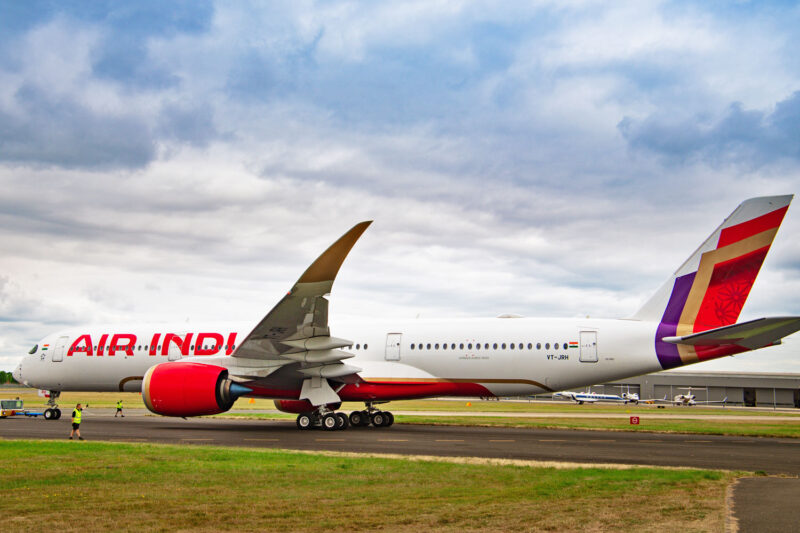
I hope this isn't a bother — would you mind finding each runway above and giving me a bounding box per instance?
[2,412,799,475]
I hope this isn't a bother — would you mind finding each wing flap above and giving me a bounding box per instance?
[662,316,800,349]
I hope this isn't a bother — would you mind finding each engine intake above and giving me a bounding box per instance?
[143,362,250,417]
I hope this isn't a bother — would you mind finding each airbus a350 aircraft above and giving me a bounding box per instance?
[12,196,800,431]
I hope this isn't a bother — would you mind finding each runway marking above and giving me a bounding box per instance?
[377,439,409,442]
[316,438,345,442]
[181,438,213,441]
[638,439,663,443]
[243,438,279,442]
[489,439,515,442]
[435,439,465,442]
[539,439,566,442]
[590,439,616,443]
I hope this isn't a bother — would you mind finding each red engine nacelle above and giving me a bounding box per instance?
[143,362,248,417]
[273,399,341,414]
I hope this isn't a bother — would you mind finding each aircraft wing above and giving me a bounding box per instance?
[661,316,800,350]
[232,221,371,372]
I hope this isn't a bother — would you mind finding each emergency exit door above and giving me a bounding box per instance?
[579,331,598,363]
[385,333,402,361]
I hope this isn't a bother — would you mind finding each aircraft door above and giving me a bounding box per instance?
[579,331,598,363]
[168,334,186,361]
[385,333,402,361]
[52,336,69,362]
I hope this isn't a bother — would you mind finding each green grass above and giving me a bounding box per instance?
[0,440,734,532]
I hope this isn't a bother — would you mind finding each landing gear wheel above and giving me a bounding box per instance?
[54,408,62,420]
[336,412,349,430]
[370,411,386,427]
[44,408,54,420]
[349,411,364,426]
[322,413,338,431]
[296,413,313,430]
[384,411,394,427]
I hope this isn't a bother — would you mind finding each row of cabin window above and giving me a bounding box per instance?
[409,342,569,351]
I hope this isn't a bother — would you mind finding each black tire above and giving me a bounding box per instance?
[296,413,313,430]
[322,413,338,431]
[359,410,371,426]
[44,409,54,420]
[54,409,62,419]
[385,411,394,427]
[370,411,385,427]
[336,413,349,430]
[349,411,363,426]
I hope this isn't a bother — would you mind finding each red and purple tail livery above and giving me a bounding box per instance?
[633,196,793,369]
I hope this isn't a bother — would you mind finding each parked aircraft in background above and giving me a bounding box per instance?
[553,391,639,404]
[12,196,800,430]
[663,387,728,406]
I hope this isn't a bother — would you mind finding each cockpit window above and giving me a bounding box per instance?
[28,344,38,354]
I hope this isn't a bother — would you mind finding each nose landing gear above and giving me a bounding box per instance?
[43,390,62,420]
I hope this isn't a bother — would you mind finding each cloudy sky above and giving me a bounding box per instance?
[1,1,799,374]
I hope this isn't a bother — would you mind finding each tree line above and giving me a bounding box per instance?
[0,371,18,384]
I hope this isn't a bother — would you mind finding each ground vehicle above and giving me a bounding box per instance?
[0,398,54,418]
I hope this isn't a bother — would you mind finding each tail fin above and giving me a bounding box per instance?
[633,195,793,369]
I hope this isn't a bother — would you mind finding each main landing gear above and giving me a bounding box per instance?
[43,390,62,420]
[295,402,394,431]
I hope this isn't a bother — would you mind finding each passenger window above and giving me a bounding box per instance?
[468,343,473,349]
[364,344,368,349]
[442,344,447,350]
[435,344,439,349]
[536,343,541,349]
[475,344,480,350]
[459,343,464,349]
[555,343,559,350]
[493,343,498,349]
[410,344,415,350]
[528,343,532,349]
[484,343,489,349]
[356,344,360,350]
[545,343,550,350]
[510,343,515,349]
[501,343,506,349]
[426,343,431,349]
[451,343,455,350]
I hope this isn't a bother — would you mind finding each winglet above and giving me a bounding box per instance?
[297,221,372,284]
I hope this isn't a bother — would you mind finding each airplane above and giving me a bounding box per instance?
[664,387,728,406]
[553,391,625,404]
[12,195,800,431]
[553,390,639,404]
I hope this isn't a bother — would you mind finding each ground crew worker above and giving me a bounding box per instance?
[69,403,84,440]
[115,399,124,417]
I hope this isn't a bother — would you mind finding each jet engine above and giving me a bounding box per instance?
[274,399,341,413]
[143,362,251,417]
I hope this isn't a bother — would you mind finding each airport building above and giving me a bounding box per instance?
[590,372,800,408]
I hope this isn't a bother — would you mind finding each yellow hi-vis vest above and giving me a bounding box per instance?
[73,409,82,424]
[117,401,122,409]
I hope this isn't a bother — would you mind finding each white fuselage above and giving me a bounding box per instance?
[14,316,662,398]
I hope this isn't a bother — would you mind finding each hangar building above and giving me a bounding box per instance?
[591,372,800,408]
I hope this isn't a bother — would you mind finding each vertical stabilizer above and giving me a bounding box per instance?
[632,195,792,369]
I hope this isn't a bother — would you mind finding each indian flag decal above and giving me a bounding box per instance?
[42,344,49,351]
[568,341,578,349]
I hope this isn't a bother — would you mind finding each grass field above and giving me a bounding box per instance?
[0,440,734,532]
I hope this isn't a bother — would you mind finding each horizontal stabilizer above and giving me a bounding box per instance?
[662,316,800,350]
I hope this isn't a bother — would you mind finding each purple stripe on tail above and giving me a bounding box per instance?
[655,272,695,369]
